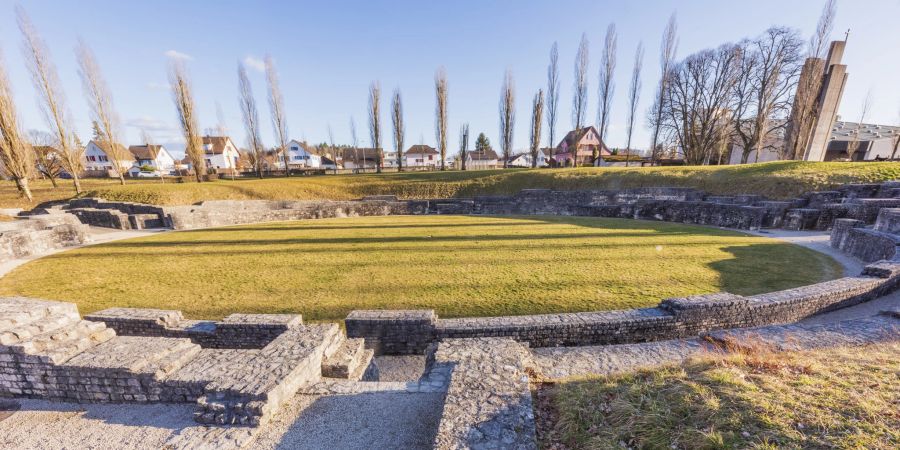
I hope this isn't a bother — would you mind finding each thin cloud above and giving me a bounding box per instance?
[243,55,265,72]
[164,49,193,60]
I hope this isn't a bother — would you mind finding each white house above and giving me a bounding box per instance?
[85,140,134,174]
[342,148,379,170]
[201,136,241,171]
[506,150,551,168]
[283,140,322,169]
[127,144,176,176]
[464,149,500,169]
[405,144,439,168]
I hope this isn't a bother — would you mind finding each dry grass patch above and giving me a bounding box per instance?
[540,342,900,449]
[3,161,900,209]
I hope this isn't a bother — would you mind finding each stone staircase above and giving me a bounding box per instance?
[1,297,378,429]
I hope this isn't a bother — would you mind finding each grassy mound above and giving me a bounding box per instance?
[540,342,900,449]
[2,161,900,208]
[0,215,839,320]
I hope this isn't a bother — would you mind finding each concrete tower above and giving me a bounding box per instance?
[783,40,849,161]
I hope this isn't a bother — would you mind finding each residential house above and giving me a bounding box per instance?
[341,148,380,170]
[127,144,176,176]
[405,144,439,168]
[505,149,551,168]
[554,126,610,166]
[201,136,241,171]
[282,140,322,169]
[85,140,134,174]
[464,148,500,169]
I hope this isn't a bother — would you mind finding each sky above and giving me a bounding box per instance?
[0,0,898,157]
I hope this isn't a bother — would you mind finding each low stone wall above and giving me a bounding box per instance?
[346,260,900,355]
[831,209,900,262]
[84,308,303,349]
[0,214,89,263]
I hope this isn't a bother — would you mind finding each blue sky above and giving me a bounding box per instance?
[1,0,898,156]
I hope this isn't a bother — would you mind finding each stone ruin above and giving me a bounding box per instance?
[0,213,88,265]
[5,180,900,447]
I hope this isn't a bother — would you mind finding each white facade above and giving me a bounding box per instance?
[84,141,134,173]
[506,152,550,168]
[405,151,439,168]
[202,137,240,170]
[128,145,177,176]
[284,140,322,168]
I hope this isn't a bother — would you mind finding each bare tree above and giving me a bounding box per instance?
[546,42,560,166]
[809,0,838,59]
[391,88,404,171]
[29,130,62,187]
[237,62,264,178]
[327,125,337,174]
[650,13,678,163]
[596,23,617,164]
[265,55,290,176]
[625,42,644,167]
[17,7,84,193]
[846,91,871,161]
[732,27,803,164]
[76,40,126,184]
[499,70,515,168]
[170,61,206,182]
[664,44,741,165]
[530,90,544,168]
[892,107,900,160]
[572,33,589,134]
[350,116,363,172]
[459,123,469,171]
[0,48,34,201]
[435,68,449,171]
[368,81,382,173]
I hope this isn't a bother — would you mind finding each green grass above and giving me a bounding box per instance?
[540,342,900,449]
[3,161,900,208]
[0,215,840,320]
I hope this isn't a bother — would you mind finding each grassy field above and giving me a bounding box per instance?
[540,342,900,449]
[3,161,900,209]
[0,215,840,320]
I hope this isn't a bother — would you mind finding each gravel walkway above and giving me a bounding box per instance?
[372,355,427,381]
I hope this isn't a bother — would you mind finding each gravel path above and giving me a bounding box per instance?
[252,392,444,449]
[372,355,427,381]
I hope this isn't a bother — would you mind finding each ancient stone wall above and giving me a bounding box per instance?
[83,308,303,349]
[0,214,89,263]
[346,260,900,355]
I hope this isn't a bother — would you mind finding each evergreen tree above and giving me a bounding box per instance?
[475,132,491,152]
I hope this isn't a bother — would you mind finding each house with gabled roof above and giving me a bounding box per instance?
[464,148,500,169]
[84,140,134,174]
[127,144,176,176]
[201,136,240,170]
[554,125,610,166]
[283,139,322,169]
[405,144,439,168]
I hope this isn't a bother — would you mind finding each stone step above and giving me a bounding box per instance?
[0,297,80,333]
[0,312,82,346]
[64,335,202,379]
[322,338,372,380]
[11,320,116,364]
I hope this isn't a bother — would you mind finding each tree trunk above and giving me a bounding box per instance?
[117,172,125,185]
[14,177,33,202]
[72,173,83,194]
[48,175,58,188]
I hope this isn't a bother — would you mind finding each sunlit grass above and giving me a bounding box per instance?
[541,342,900,449]
[3,161,900,209]
[0,215,840,320]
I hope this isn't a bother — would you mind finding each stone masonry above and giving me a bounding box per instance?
[0,213,89,263]
[0,297,373,428]
[346,260,900,354]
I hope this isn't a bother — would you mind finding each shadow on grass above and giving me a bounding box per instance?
[710,243,842,296]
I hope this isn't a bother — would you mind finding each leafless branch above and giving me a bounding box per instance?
[572,33,589,132]
[237,62,264,178]
[546,42,560,164]
[530,89,544,168]
[76,39,126,184]
[170,60,206,181]
[391,88,404,171]
[368,81,382,173]
[434,67,448,171]
[625,41,644,166]
[265,55,290,176]
[499,70,515,168]
[596,23,617,164]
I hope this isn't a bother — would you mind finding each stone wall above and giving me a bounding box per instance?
[84,308,303,349]
[346,260,900,355]
[0,214,89,263]
[831,209,900,262]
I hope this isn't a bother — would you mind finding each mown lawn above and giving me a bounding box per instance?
[540,342,900,449]
[3,161,900,209]
[0,215,840,320]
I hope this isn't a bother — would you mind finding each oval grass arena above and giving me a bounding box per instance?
[0,215,842,320]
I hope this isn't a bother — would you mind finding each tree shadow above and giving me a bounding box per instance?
[709,243,842,296]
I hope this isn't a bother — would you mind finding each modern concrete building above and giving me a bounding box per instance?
[783,40,849,161]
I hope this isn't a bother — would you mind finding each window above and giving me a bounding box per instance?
[428,155,433,160]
